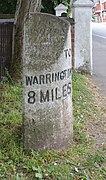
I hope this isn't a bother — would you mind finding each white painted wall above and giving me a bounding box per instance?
[55,10,67,16]
[72,0,94,74]
[55,4,68,16]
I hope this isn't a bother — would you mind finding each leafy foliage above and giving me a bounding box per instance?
[53,0,70,6]
[41,0,55,14]
[0,0,17,14]
[0,0,70,15]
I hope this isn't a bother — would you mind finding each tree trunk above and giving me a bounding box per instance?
[11,0,41,80]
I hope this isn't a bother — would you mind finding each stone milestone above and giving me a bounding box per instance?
[23,13,73,151]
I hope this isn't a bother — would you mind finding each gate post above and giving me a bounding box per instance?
[71,0,94,74]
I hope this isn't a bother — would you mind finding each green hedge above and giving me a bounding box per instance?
[0,0,17,14]
[0,0,70,15]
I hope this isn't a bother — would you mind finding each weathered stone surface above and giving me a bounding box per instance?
[11,0,41,80]
[23,13,73,151]
[71,0,94,7]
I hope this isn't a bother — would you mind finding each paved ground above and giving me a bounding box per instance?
[89,23,106,150]
[92,23,106,95]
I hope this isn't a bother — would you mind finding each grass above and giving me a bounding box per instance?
[0,14,14,19]
[0,72,106,179]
